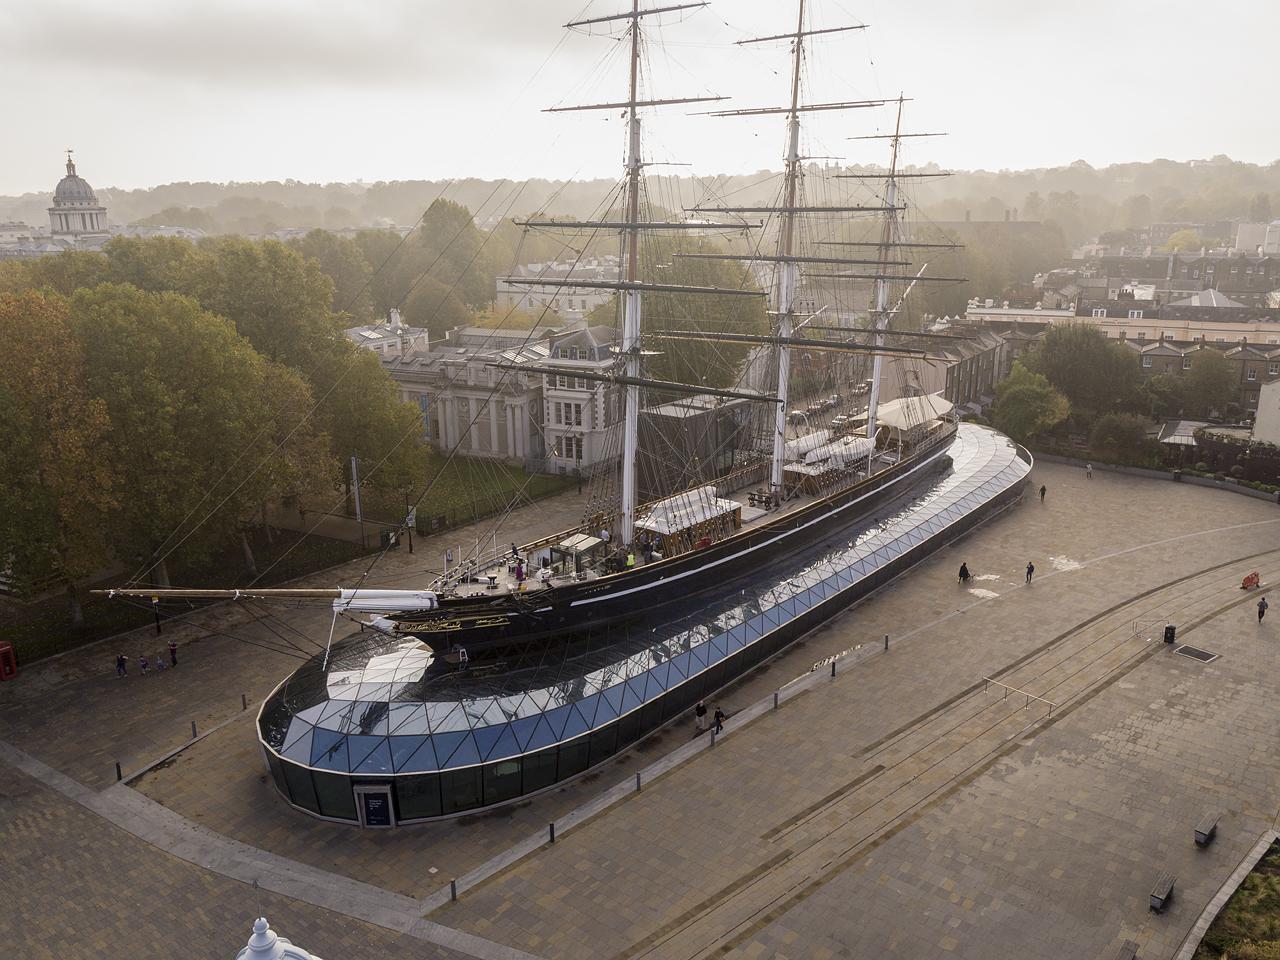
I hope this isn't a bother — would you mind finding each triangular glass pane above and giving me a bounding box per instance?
[471,723,507,760]
[391,735,429,772]
[281,728,313,763]
[428,730,467,767]
[310,729,349,771]
[387,703,429,735]
[351,738,393,774]
[619,681,643,714]
[509,715,541,750]
[443,733,482,768]
[524,715,559,751]
[574,694,600,728]
[542,704,573,739]
[486,724,522,761]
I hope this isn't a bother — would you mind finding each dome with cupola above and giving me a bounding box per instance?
[48,151,108,237]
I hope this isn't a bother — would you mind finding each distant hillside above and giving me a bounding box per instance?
[2,156,1276,245]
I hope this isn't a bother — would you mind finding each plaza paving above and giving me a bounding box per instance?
[5,464,1280,958]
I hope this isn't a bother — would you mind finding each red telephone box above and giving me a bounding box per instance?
[0,641,17,681]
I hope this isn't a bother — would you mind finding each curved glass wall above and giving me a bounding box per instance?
[258,425,1032,823]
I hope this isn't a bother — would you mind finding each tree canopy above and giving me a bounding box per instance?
[1182,347,1237,417]
[991,361,1070,443]
[1021,324,1140,420]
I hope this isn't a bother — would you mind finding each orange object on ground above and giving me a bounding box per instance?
[1242,571,1261,590]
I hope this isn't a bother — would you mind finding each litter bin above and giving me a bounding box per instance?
[1172,469,1182,482]
[0,641,17,680]
[1164,624,1177,644]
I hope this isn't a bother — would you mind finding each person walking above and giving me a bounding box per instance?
[1025,562,1035,584]
[115,654,128,678]
[713,706,726,735]
[1039,484,1047,502]
[694,700,708,734]
[958,562,971,584]
[139,653,149,675]
[168,640,178,668]
[1259,597,1269,623]
[1086,462,1093,479]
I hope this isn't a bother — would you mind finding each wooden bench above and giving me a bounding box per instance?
[1113,940,1139,960]
[1195,813,1220,847]
[1150,872,1175,912]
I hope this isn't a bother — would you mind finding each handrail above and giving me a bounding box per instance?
[983,676,1056,715]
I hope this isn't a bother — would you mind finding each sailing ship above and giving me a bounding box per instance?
[101,1,972,664]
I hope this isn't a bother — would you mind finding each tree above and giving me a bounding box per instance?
[70,284,332,585]
[0,292,117,622]
[1089,413,1153,465]
[1250,192,1273,223]
[104,235,206,292]
[1120,194,1153,229]
[288,229,376,320]
[1021,323,1141,421]
[0,251,110,298]
[401,276,473,339]
[1183,347,1237,417]
[1164,229,1207,253]
[1141,373,1185,418]
[991,362,1070,443]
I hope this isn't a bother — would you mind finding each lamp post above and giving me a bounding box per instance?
[403,490,415,555]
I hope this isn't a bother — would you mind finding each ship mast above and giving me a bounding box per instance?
[620,0,644,545]
[865,98,905,444]
[770,0,807,498]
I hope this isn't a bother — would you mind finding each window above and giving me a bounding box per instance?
[1270,363,1279,376]
[1128,309,1144,320]
[553,402,562,425]
[1183,357,1193,370]
[572,403,583,427]
[1142,356,1153,368]
[1248,368,1258,381]
[1216,337,1226,343]
[1091,308,1106,318]
[1270,338,1279,345]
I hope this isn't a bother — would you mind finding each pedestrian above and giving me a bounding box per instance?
[695,700,707,734]
[115,654,128,678]
[958,562,971,584]
[515,558,524,582]
[510,542,519,560]
[713,706,726,735]
[154,652,166,672]
[139,653,149,675]
[626,552,636,569]
[168,640,178,668]
[1260,597,1269,623]
[1025,562,1035,584]
[1086,462,1093,479]
[600,527,611,544]
[1039,484,1047,502]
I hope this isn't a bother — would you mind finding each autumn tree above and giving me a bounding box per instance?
[287,229,376,320]
[0,291,117,622]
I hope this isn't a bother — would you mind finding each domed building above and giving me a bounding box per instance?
[48,151,108,238]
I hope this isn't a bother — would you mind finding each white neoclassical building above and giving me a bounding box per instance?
[235,917,321,960]
[48,152,108,238]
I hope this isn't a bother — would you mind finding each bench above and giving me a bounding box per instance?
[1195,813,1219,847]
[1150,871,1176,912]
[1113,940,1139,960]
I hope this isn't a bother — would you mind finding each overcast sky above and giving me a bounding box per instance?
[3,0,1276,196]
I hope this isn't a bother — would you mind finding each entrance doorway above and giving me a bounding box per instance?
[354,784,395,828]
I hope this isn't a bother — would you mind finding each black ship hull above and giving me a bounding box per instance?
[392,429,956,655]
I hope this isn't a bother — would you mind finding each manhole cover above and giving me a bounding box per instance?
[1174,645,1219,663]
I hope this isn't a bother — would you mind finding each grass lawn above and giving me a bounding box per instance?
[359,457,577,530]
[1195,841,1280,959]
[0,529,365,665]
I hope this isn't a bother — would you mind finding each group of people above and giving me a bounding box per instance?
[115,641,178,677]
[694,700,726,736]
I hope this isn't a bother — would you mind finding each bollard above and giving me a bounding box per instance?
[884,634,889,651]
[450,879,457,902]
[635,771,642,793]
[710,729,717,748]
[773,691,779,710]
[242,693,248,711]
[830,660,836,678]
[549,822,556,844]
[115,761,122,782]
[190,720,198,739]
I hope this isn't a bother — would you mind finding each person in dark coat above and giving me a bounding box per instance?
[1039,484,1047,502]
[1025,562,1035,583]
[1260,597,1269,623]
[958,563,971,584]
[713,706,726,734]
[168,640,178,668]
[115,654,128,678]
[694,700,707,733]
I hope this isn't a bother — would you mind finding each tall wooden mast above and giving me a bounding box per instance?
[865,97,905,443]
[620,0,644,545]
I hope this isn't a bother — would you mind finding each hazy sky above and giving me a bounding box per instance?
[3,0,1276,195]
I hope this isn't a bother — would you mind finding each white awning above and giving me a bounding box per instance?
[874,393,953,431]
[784,429,831,460]
[637,485,741,536]
[803,436,875,466]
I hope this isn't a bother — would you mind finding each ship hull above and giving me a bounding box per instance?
[394,428,957,655]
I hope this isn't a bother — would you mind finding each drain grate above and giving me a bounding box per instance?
[1174,645,1219,663]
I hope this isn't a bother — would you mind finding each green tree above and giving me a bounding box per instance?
[1140,373,1185,418]
[0,292,117,622]
[1183,347,1237,416]
[401,276,473,339]
[1089,413,1154,465]
[70,284,331,584]
[1022,324,1140,421]
[0,251,110,298]
[287,229,376,320]
[1250,192,1273,222]
[104,236,207,292]
[991,362,1070,443]
[1120,194,1153,228]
